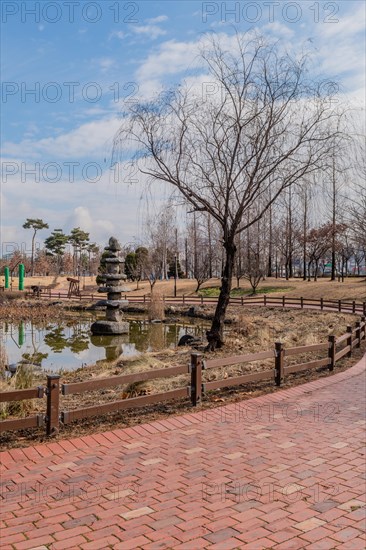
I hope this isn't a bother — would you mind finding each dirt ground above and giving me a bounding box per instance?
[2,274,366,301]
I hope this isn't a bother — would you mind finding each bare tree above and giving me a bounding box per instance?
[187,212,214,291]
[305,223,333,281]
[116,31,343,349]
[346,136,366,251]
[144,205,177,290]
[242,218,267,294]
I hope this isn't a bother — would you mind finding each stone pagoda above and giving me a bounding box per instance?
[91,237,129,335]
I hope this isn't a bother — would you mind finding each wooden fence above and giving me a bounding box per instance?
[1,317,365,437]
[23,290,366,315]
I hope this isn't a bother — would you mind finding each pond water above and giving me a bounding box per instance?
[0,315,208,373]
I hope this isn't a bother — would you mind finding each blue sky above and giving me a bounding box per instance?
[1,0,365,255]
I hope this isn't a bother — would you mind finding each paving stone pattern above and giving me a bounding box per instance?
[1,355,365,549]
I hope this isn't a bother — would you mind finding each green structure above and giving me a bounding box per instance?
[4,266,10,289]
[19,263,25,290]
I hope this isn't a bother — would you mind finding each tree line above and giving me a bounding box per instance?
[1,220,100,278]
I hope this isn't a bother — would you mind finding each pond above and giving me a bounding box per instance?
[0,315,208,373]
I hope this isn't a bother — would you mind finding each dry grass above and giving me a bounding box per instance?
[0,363,34,419]
[148,290,165,321]
[56,308,362,409]
[124,276,366,301]
[0,345,7,375]
[0,301,66,323]
[1,275,365,301]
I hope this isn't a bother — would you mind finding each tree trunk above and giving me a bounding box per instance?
[207,215,213,278]
[267,202,272,278]
[31,231,36,277]
[206,240,236,351]
[195,280,203,292]
[308,261,312,281]
[303,191,307,281]
[331,155,336,281]
[185,238,188,278]
[250,281,257,294]
[288,187,293,278]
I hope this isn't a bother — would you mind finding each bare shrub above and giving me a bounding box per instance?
[148,290,165,321]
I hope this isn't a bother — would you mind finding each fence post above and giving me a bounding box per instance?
[190,353,202,406]
[355,321,361,348]
[363,302,366,316]
[201,296,203,305]
[300,297,303,309]
[241,296,244,306]
[143,294,146,303]
[282,296,285,308]
[362,316,366,341]
[346,326,352,357]
[328,335,336,371]
[338,300,342,312]
[264,295,267,306]
[46,375,60,436]
[183,294,185,304]
[352,301,356,314]
[320,298,323,310]
[275,342,284,386]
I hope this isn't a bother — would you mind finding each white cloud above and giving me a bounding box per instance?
[262,21,295,39]
[147,15,168,24]
[136,39,200,82]
[92,57,116,72]
[65,206,115,240]
[132,25,167,39]
[2,117,121,159]
[0,160,155,249]
[109,30,128,40]
[309,3,365,96]
[321,3,365,38]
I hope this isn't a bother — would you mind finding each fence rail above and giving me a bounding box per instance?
[1,315,365,437]
[0,386,44,402]
[61,387,190,425]
[62,364,189,396]
[23,290,366,314]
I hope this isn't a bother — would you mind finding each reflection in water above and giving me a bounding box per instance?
[90,333,128,362]
[0,316,207,372]
[44,325,90,354]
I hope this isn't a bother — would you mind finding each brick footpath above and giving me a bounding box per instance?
[1,355,365,550]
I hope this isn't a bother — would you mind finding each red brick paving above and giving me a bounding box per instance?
[1,355,365,549]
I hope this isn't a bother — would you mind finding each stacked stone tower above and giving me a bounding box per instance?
[90,237,129,335]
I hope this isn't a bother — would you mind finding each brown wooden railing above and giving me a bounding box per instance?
[1,317,365,437]
[24,290,366,315]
